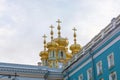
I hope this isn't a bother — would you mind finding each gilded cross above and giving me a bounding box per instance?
[50,25,54,30]
[72,27,77,32]
[56,19,61,24]
[43,34,47,51]
[72,27,77,44]
[43,34,47,39]
[50,25,54,40]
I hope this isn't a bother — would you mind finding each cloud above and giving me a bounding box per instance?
[0,0,7,17]
[0,27,15,36]
[63,0,120,45]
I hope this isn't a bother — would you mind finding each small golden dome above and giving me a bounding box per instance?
[70,44,82,54]
[54,37,69,47]
[40,34,48,59]
[70,27,82,55]
[39,51,48,59]
[47,41,58,48]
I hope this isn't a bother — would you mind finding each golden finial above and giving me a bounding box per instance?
[70,27,81,55]
[50,25,54,41]
[56,19,61,37]
[72,27,77,44]
[43,34,47,51]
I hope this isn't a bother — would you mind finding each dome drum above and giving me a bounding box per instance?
[47,48,57,51]
[48,58,56,61]
[41,56,48,60]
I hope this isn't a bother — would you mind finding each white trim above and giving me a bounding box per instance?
[93,35,120,58]
[69,35,120,77]
[69,58,92,76]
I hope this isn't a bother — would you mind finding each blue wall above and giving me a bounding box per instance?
[65,32,120,80]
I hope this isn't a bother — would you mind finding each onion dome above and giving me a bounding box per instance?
[47,25,58,49]
[53,19,69,47]
[70,27,82,55]
[47,41,58,49]
[39,34,48,60]
[70,44,81,54]
[54,37,68,47]
[40,51,48,60]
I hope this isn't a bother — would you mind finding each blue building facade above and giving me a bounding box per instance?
[63,15,120,80]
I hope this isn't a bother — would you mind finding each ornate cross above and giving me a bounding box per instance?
[72,27,77,32]
[50,25,54,30]
[56,19,61,24]
[42,34,47,50]
[72,27,77,44]
[49,25,54,40]
[43,34,47,39]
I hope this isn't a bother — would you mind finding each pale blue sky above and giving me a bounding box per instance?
[0,0,120,65]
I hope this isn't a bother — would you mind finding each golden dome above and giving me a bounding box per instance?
[54,37,68,47]
[70,44,82,54]
[47,41,58,48]
[70,27,82,55]
[40,34,48,59]
[39,51,48,59]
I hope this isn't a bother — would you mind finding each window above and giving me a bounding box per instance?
[58,50,64,59]
[87,68,93,80]
[61,51,64,58]
[109,72,117,80]
[49,51,52,58]
[79,74,83,80]
[49,51,56,58]
[107,53,114,69]
[99,78,104,80]
[96,61,103,75]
